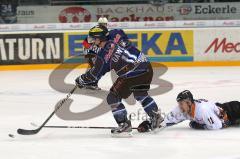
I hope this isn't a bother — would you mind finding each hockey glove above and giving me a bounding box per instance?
[137,120,152,133]
[189,121,205,130]
[75,76,85,88]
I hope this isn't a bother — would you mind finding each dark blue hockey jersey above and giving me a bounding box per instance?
[81,41,149,84]
[109,29,142,58]
[109,29,130,48]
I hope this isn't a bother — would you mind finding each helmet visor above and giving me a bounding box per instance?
[87,35,96,44]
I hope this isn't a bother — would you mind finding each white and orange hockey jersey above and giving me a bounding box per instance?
[164,99,226,130]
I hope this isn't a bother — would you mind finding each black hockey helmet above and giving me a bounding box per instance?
[88,25,109,41]
[176,90,194,103]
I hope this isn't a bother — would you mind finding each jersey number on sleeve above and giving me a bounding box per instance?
[208,117,214,124]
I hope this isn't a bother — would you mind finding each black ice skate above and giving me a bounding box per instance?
[150,110,165,133]
[111,120,132,137]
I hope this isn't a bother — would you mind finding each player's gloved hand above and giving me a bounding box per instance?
[189,121,205,130]
[83,48,89,55]
[137,120,152,133]
[84,53,96,59]
[75,76,85,88]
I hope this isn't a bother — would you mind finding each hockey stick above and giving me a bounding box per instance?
[17,85,78,135]
[30,123,138,130]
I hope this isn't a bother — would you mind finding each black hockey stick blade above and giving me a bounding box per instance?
[17,128,40,135]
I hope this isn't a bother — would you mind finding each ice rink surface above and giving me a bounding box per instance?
[1,66,240,159]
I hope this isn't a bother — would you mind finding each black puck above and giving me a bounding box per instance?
[8,134,15,138]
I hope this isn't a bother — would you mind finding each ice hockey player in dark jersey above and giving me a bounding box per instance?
[75,25,164,136]
[138,90,240,132]
[82,17,138,90]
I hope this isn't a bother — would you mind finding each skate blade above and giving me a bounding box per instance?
[84,86,101,90]
[151,126,166,134]
[111,132,133,138]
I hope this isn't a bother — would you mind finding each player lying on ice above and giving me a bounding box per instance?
[75,25,164,136]
[82,17,135,90]
[138,90,240,132]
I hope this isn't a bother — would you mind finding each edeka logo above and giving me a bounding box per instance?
[135,30,193,62]
[59,7,91,23]
[63,32,88,62]
[205,38,240,53]
[64,30,193,62]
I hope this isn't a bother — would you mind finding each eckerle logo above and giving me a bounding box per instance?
[178,5,192,15]
[59,7,91,23]
[195,5,237,14]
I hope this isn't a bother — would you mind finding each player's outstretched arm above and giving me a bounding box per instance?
[164,106,188,126]
[75,56,108,88]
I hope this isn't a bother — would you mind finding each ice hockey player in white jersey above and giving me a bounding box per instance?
[138,90,240,132]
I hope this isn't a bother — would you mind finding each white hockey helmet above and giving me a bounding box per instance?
[98,17,108,26]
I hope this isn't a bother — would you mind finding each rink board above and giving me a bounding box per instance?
[1,27,240,69]
[194,27,240,61]
[1,61,240,71]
